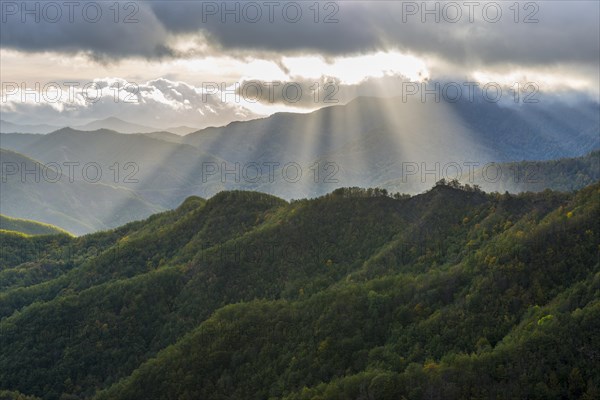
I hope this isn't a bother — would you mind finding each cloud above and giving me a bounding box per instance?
[1,0,598,121]
[153,1,600,69]
[0,77,260,128]
[2,67,597,130]
[0,1,173,60]
[1,1,598,71]
[231,74,429,109]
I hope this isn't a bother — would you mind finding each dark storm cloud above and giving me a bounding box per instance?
[147,1,379,54]
[1,1,598,69]
[0,0,171,58]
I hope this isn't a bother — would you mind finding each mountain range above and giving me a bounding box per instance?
[1,181,598,399]
[0,117,198,136]
[1,96,599,234]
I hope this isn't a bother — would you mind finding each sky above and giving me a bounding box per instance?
[1,0,599,130]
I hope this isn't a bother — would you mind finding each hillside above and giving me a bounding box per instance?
[0,215,70,236]
[182,95,599,169]
[381,150,600,195]
[0,148,162,235]
[470,150,600,193]
[0,182,598,399]
[0,120,59,135]
[0,129,226,209]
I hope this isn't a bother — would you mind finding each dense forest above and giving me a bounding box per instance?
[0,181,598,399]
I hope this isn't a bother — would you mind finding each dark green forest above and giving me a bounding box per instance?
[0,181,598,400]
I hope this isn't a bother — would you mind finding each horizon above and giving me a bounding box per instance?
[3,88,600,136]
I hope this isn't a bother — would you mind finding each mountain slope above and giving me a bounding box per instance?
[469,150,600,193]
[0,215,70,236]
[183,95,599,165]
[0,148,162,235]
[378,150,600,194]
[0,120,59,134]
[0,132,45,151]
[2,97,598,234]
[0,182,597,399]
[5,97,598,206]
[1,129,225,209]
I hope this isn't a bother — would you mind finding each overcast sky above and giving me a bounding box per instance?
[1,1,598,129]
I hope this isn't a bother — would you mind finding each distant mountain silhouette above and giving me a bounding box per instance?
[1,96,598,232]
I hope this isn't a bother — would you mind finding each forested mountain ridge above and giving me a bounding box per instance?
[0,182,598,399]
[0,215,70,236]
